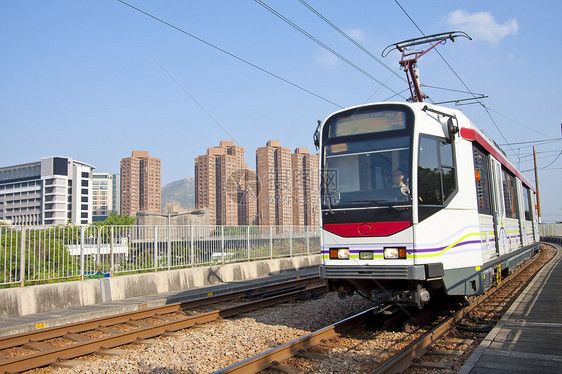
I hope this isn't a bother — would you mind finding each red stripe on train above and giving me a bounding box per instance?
[323,221,411,237]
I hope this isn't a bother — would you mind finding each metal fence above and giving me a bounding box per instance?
[0,225,320,287]
[540,223,562,238]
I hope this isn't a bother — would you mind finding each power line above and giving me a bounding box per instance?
[297,0,407,84]
[510,149,562,160]
[254,0,407,100]
[393,0,517,157]
[501,138,562,146]
[147,53,241,148]
[540,151,562,169]
[118,0,343,109]
[363,67,404,104]
[521,151,562,172]
[483,105,551,138]
[422,84,484,96]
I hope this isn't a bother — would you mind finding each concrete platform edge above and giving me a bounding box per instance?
[458,244,561,374]
[0,255,320,319]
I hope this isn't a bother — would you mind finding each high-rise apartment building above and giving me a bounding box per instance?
[256,140,293,226]
[195,141,256,225]
[0,157,94,225]
[291,148,319,227]
[92,173,121,221]
[120,151,161,217]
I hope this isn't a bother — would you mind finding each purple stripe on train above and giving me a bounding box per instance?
[412,240,481,254]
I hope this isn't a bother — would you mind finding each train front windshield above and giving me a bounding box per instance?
[321,105,414,210]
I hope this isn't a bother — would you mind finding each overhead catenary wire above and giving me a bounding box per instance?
[118,0,343,109]
[147,54,239,147]
[363,67,404,104]
[501,138,562,146]
[521,151,562,172]
[483,105,551,139]
[254,0,408,101]
[509,149,562,160]
[297,0,407,84]
[393,0,517,158]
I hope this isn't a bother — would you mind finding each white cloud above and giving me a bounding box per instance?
[345,28,366,43]
[315,49,339,67]
[444,10,518,45]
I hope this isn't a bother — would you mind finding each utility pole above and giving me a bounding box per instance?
[533,146,542,223]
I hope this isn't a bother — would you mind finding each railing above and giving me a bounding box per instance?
[540,223,562,243]
[0,225,320,287]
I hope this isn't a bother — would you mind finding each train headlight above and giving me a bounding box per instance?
[384,247,407,259]
[329,248,350,260]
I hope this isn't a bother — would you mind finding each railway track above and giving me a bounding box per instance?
[0,276,325,373]
[217,243,556,373]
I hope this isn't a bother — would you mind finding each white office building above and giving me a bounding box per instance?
[0,157,95,225]
[92,173,121,222]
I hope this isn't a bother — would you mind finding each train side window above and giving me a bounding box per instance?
[418,135,457,208]
[440,141,455,201]
[502,170,518,219]
[522,186,532,221]
[418,136,442,205]
[473,146,492,215]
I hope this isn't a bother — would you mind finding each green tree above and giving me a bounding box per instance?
[93,212,135,227]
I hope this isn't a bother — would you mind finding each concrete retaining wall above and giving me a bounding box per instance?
[0,255,320,318]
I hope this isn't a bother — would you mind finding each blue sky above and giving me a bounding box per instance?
[1,1,560,222]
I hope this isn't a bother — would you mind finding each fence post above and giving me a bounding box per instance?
[221,226,225,264]
[306,226,310,255]
[20,226,26,287]
[269,226,273,259]
[289,226,293,257]
[96,226,101,272]
[190,226,194,267]
[167,222,171,271]
[247,226,250,261]
[80,226,85,280]
[154,226,158,272]
[110,226,114,277]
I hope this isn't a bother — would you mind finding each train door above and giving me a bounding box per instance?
[490,158,507,256]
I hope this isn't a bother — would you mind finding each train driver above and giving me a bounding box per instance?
[391,169,406,188]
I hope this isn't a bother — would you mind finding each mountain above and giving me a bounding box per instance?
[161,177,195,212]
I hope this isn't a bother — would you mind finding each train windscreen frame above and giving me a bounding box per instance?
[321,104,414,210]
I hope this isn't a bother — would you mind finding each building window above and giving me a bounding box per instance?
[81,188,88,194]
[81,204,88,210]
[81,172,89,178]
[81,180,88,187]
[81,196,88,203]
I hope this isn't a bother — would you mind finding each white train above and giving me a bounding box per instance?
[317,102,540,307]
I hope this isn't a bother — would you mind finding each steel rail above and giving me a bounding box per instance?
[0,278,325,373]
[0,275,321,350]
[216,244,553,374]
[374,244,553,373]
[216,306,379,374]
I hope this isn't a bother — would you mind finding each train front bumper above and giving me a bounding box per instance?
[319,263,443,280]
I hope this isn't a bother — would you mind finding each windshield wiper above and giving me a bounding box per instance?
[349,199,388,205]
[348,200,409,214]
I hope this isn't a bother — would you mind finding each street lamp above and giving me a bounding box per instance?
[136,210,206,270]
